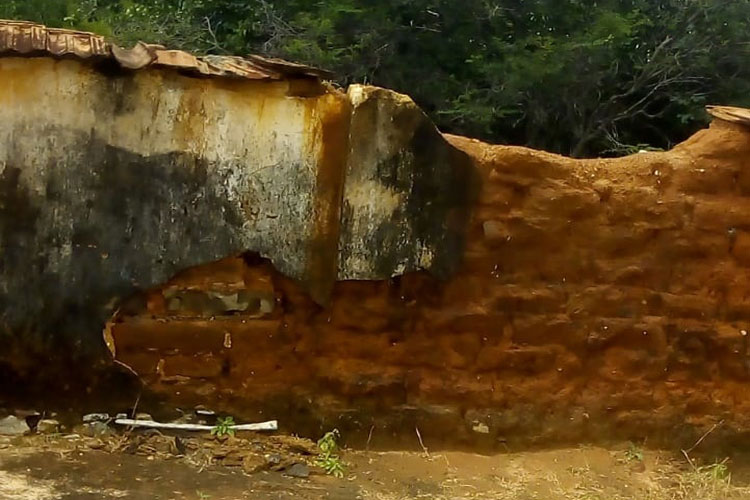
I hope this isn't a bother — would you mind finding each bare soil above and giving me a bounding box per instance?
[2,431,750,500]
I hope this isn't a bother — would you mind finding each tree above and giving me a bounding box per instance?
[1,0,748,157]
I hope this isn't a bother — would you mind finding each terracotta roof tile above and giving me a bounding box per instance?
[707,106,750,127]
[0,19,332,81]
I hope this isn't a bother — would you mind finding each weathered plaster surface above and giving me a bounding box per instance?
[0,58,350,363]
[0,57,473,377]
[338,85,478,279]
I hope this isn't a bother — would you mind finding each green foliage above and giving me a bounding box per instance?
[1,0,749,157]
[699,460,730,483]
[210,416,235,438]
[316,428,345,478]
[624,443,644,462]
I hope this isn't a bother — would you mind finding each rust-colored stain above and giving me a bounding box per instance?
[0,19,332,82]
[305,92,353,304]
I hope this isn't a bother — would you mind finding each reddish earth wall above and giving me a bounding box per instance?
[112,118,750,448]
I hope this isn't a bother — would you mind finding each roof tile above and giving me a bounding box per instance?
[0,19,331,81]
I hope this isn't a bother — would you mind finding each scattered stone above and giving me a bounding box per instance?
[82,413,110,423]
[195,407,215,417]
[472,422,490,434]
[242,454,268,474]
[630,461,646,473]
[135,413,153,421]
[169,414,197,425]
[13,410,39,418]
[194,407,216,425]
[0,416,30,436]
[276,436,318,456]
[36,419,61,434]
[123,440,140,455]
[80,421,111,437]
[115,413,128,420]
[85,438,105,450]
[220,450,245,467]
[285,463,310,478]
[171,436,187,456]
[15,410,41,429]
[265,453,282,467]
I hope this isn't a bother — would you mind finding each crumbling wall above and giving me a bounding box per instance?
[0,56,345,374]
[338,86,477,279]
[0,54,474,394]
[111,117,750,448]
[4,37,750,449]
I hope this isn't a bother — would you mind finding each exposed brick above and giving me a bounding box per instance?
[693,197,750,232]
[511,314,583,348]
[731,231,750,266]
[567,286,651,318]
[491,285,566,314]
[161,354,225,378]
[660,293,717,319]
[112,118,750,447]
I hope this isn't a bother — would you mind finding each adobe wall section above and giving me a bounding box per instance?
[4,48,750,448]
[111,118,750,448]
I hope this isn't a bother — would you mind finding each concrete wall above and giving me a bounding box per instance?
[0,56,473,386]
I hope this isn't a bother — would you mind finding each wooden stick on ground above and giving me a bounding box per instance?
[114,418,278,432]
[415,427,430,457]
[685,420,724,455]
[681,419,724,470]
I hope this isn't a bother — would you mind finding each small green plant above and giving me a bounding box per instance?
[316,429,345,478]
[699,460,730,482]
[210,416,236,438]
[624,443,644,462]
[196,491,211,500]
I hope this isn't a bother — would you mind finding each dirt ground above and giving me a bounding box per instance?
[2,430,750,500]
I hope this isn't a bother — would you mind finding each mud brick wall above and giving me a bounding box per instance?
[111,117,750,448]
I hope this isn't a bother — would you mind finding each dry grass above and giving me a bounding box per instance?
[5,433,750,500]
[355,449,750,500]
[645,461,750,500]
[0,470,60,500]
[517,461,744,500]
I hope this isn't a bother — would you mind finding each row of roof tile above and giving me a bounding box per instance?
[0,19,332,81]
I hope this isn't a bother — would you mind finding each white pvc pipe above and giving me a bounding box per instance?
[114,418,278,431]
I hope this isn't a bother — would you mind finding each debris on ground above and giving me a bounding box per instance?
[3,434,750,500]
[79,421,112,437]
[82,413,110,423]
[0,415,30,436]
[195,406,216,418]
[63,426,322,476]
[36,419,61,434]
[15,410,41,429]
[285,463,310,478]
[0,408,317,484]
